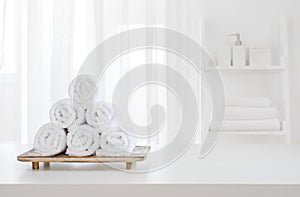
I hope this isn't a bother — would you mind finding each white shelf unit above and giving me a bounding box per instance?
[219,131,286,136]
[203,18,291,143]
[205,65,285,72]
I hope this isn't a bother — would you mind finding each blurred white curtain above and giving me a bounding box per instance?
[26,0,202,145]
[0,0,21,143]
[88,0,202,146]
[26,0,97,144]
[27,0,53,144]
[0,0,201,145]
[0,0,6,69]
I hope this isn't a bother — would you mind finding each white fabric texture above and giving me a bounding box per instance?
[68,74,96,109]
[96,118,120,134]
[98,130,137,155]
[86,102,114,132]
[210,119,281,131]
[68,101,86,130]
[226,97,272,107]
[50,99,85,129]
[66,124,100,156]
[33,123,67,156]
[225,107,277,120]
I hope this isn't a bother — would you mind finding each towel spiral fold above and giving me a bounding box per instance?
[97,129,137,156]
[66,124,100,156]
[68,75,96,109]
[86,102,114,132]
[33,123,67,156]
[50,99,85,129]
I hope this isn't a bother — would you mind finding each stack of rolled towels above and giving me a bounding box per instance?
[210,97,281,131]
[33,75,137,156]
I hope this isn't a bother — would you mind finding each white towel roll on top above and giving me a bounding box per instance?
[68,74,97,109]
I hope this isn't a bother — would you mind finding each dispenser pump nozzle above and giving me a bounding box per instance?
[230,33,242,46]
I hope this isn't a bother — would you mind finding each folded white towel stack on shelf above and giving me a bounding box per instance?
[211,97,281,132]
[225,107,277,120]
[33,74,137,157]
[210,119,281,131]
[225,97,272,107]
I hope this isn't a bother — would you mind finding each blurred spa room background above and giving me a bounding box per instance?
[1,0,300,148]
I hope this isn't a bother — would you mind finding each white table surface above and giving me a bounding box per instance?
[1,143,300,185]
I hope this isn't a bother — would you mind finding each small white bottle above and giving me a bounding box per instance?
[217,46,232,67]
[230,33,246,66]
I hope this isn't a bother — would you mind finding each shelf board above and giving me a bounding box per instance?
[209,121,287,136]
[211,130,287,136]
[205,65,285,72]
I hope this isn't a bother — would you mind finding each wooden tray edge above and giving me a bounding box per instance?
[17,146,151,162]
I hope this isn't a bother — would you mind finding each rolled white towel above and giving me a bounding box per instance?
[97,118,120,134]
[226,97,272,107]
[210,119,281,131]
[66,124,100,156]
[86,102,114,133]
[68,75,96,109]
[50,99,85,129]
[97,130,137,156]
[225,107,277,120]
[33,123,67,156]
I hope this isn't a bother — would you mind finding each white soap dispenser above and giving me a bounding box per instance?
[230,33,246,66]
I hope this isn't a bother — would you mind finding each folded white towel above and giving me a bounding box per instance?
[210,119,281,131]
[50,99,85,129]
[97,130,137,155]
[33,123,67,156]
[86,102,114,133]
[66,124,100,156]
[225,107,277,120]
[68,75,96,109]
[226,97,272,107]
